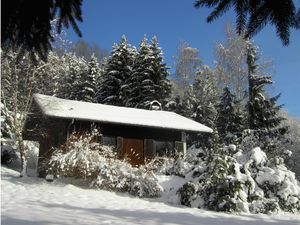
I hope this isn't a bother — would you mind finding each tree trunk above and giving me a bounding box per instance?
[17,133,27,177]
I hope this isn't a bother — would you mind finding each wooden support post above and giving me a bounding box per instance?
[181,131,187,155]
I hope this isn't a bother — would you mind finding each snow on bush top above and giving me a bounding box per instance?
[251,147,267,166]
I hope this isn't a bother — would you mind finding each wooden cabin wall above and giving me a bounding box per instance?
[36,118,188,175]
[37,118,68,177]
[69,121,182,142]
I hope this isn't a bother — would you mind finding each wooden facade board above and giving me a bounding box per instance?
[122,138,144,166]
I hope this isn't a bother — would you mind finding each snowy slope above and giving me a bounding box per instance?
[2,166,300,225]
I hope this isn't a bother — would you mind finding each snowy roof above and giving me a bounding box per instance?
[31,94,213,133]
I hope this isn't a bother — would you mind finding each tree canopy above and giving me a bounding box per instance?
[2,0,83,60]
[195,0,300,45]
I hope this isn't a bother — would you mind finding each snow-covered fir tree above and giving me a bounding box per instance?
[0,100,14,139]
[190,66,219,129]
[54,53,88,100]
[216,87,245,144]
[76,54,99,102]
[96,57,107,89]
[95,35,136,106]
[182,66,220,147]
[246,42,287,145]
[177,144,300,213]
[165,91,193,118]
[125,37,153,108]
[147,36,171,109]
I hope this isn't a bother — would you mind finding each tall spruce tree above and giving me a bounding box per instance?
[55,53,88,100]
[216,87,244,144]
[246,42,287,143]
[96,35,136,106]
[191,66,219,129]
[76,54,99,102]
[186,66,220,147]
[148,36,171,109]
[126,37,153,108]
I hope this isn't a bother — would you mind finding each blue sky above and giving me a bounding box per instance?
[67,0,300,118]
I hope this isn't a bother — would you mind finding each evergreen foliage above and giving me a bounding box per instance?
[190,66,219,129]
[96,35,136,106]
[246,42,287,144]
[165,92,193,119]
[0,100,14,139]
[2,0,83,61]
[76,54,99,102]
[194,0,300,45]
[216,87,245,144]
[126,36,171,109]
[148,37,171,108]
[177,145,300,213]
[54,53,88,100]
[126,37,153,108]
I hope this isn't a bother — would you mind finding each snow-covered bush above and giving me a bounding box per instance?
[145,146,205,177]
[145,155,192,177]
[177,145,300,213]
[48,130,162,198]
[91,159,162,197]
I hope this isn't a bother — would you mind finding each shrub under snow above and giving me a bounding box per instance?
[177,145,300,214]
[48,131,162,198]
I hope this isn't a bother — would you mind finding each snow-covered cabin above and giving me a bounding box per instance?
[23,94,213,176]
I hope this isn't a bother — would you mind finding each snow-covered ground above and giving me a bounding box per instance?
[2,166,300,225]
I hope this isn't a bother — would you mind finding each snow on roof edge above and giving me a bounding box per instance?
[32,94,213,133]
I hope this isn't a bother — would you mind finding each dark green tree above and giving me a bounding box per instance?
[191,66,219,129]
[2,0,83,61]
[77,54,99,102]
[216,87,245,144]
[96,35,136,106]
[195,0,300,45]
[148,36,171,109]
[246,42,287,145]
[126,37,153,108]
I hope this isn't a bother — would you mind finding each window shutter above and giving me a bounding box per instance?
[144,139,156,159]
[175,141,184,154]
[116,136,123,156]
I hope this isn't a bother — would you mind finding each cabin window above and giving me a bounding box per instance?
[101,136,117,147]
[155,141,175,157]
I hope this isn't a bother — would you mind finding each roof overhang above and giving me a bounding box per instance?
[25,94,213,134]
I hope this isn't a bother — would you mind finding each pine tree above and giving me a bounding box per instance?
[97,57,107,88]
[76,54,99,102]
[54,53,88,100]
[186,66,220,147]
[246,42,287,151]
[148,36,171,109]
[126,36,171,109]
[126,37,153,108]
[2,0,83,61]
[166,92,193,118]
[216,87,244,144]
[96,35,136,106]
[0,99,14,139]
[191,66,219,129]
[195,0,300,46]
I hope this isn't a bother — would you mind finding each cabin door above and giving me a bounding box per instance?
[122,138,144,166]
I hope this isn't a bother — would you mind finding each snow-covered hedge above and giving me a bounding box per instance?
[177,145,300,214]
[48,130,162,198]
[145,147,203,177]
